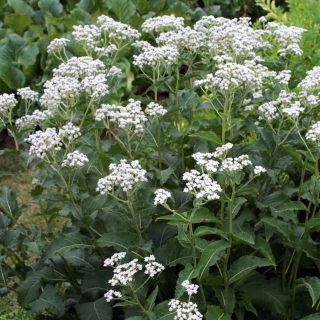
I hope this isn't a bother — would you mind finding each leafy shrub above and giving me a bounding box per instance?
[1,10,320,320]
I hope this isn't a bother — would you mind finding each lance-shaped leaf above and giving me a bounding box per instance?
[98,232,140,251]
[145,286,159,311]
[260,217,295,242]
[189,131,221,145]
[29,284,64,316]
[297,277,320,307]
[228,256,275,284]
[0,188,20,219]
[75,297,112,320]
[43,232,93,259]
[194,240,230,280]
[307,218,320,231]
[18,267,53,306]
[275,201,309,213]
[175,264,196,299]
[206,305,231,320]
[300,314,320,320]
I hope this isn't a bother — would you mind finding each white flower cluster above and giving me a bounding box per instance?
[168,300,203,320]
[192,153,219,172]
[254,166,267,175]
[146,102,167,116]
[16,110,54,128]
[194,62,266,92]
[133,41,179,68]
[275,70,291,85]
[298,66,320,94]
[72,25,101,50]
[0,93,17,115]
[104,252,127,267]
[107,66,122,77]
[258,101,279,121]
[141,15,184,34]
[96,159,147,194]
[181,280,199,296]
[109,259,143,286]
[17,87,38,101]
[194,16,270,58]
[25,128,62,159]
[95,99,147,134]
[58,122,81,141]
[97,15,141,41]
[212,143,233,158]
[266,22,306,56]
[220,155,252,173]
[183,170,222,201]
[81,74,109,99]
[154,189,171,206]
[144,255,165,278]
[61,151,89,168]
[306,122,320,142]
[47,38,70,53]
[104,290,122,303]
[156,27,201,52]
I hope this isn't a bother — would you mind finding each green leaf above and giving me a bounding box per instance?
[177,90,197,110]
[153,301,176,320]
[147,221,177,247]
[98,232,139,251]
[189,131,221,145]
[214,287,235,314]
[145,286,158,311]
[231,197,247,218]
[80,195,109,215]
[18,267,53,306]
[307,218,320,231]
[255,236,275,264]
[300,314,320,320]
[195,240,230,280]
[206,305,231,320]
[38,0,63,17]
[18,42,39,68]
[188,207,221,224]
[0,188,20,219]
[65,249,99,272]
[152,166,175,186]
[193,226,228,240]
[75,297,112,320]
[29,284,64,316]
[0,65,25,89]
[8,0,34,16]
[260,217,295,242]
[4,14,32,35]
[108,0,136,23]
[228,256,275,284]
[3,229,21,248]
[275,201,309,213]
[43,232,93,258]
[298,277,320,307]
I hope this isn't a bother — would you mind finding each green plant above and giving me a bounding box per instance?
[1,10,320,320]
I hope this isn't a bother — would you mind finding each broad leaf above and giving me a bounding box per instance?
[38,0,63,17]
[206,305,231,320]
[228,256,275,284]
[29,284,64,316]
[75,297,112,320]
[260,217,295,242]
[4,14,32,35]
[275,201,309,213]
[298,277,320,307]
[98,232,139,251]
[8,0,34,16]
[108,0,136,23]
[43,232,93,258]
[18,42,39,68]
[0,188,20,219]
[195,240,230,280]
[189,131,221,145]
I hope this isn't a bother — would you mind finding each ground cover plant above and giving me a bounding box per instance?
[1,10,320,320]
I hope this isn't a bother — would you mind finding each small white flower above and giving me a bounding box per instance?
[141,15,184,34]
[61,151,89,168]
[212,143,233,158]
[59,123,81,141]
[181,280,199,296]
[104,289,122,302]
[168,299,203,320]
[253,166,266,175]
[17,87,38,102]
[47,38,70,53]
[96,159,147,194]
[154,189,171,206]
[220,155,252,173]
[0,93,17,115]
[16,110,54,128]
[146,102,167,117]
[104,252,127,267]
[306,122,320,142]
[144,255,165,278]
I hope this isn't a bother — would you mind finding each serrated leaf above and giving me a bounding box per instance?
[4,14,32,35]
[147,221,176,247]
[43,232,93,258]
[108,0,136,23]
[38,0,63,17]
[188,207,221,224]
[75,297,112,320]
[206,305,231,320]
[145,286,158,311]
[175,264,196,299]
[64,249,99,272]
[81,195,109,215]
[228,256,275,284]
[193,226,228,240]
[153,167,175,186]
[307,218,320,231]
[298,277,320,307]
[177,90,197,110]
[195,240,230,280]
[18,267,53,306]
[231,197,247,218]
[189,131,221,145]
[29,284,64,316]
[260,217,294,242]
[255,236,275,264]
[275,201,309,213]
[0,188,20,219]
[97,232,139,251]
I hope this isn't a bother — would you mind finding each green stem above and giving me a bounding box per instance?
[127,196,143,246]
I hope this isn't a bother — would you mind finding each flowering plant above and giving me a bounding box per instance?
[0,12,320,320]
